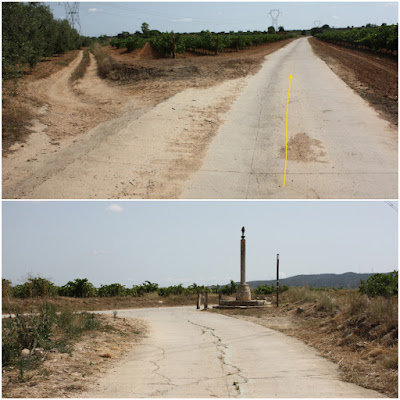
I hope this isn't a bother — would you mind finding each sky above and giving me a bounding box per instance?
[45,2,399,37]
[2,201,398,288]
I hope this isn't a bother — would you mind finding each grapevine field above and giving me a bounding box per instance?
[110,30,296,58]
[315,24,398,53]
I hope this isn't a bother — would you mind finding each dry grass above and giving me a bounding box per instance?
[2,292,219,314]
[2,311,146,398]
[69,50,90,82]
[2,50,80,153]
[214,288,398,397]
[2,96,34,152]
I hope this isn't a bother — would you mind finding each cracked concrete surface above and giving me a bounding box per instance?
[83,306,385,398]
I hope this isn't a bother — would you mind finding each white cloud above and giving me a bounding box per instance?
[105,204,123,213]
[171,18,192,23]
[88,8,103,13]
[332,15,340,20]
[92,250,113,256]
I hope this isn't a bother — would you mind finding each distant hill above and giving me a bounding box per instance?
[245,272,386,289]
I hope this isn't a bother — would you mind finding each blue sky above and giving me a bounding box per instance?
[2,201,398,287]
[45,2,398,36]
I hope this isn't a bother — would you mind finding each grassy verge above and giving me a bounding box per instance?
[2,301,146,397]
[2,302,101,381]
[213,288,398,397]
[69,50,90,82]
[2,292,218,314]
[2,94,34,152]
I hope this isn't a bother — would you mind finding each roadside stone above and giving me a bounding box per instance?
[32,348,45,355]
[21,349,30,358]
[296,307,304,314]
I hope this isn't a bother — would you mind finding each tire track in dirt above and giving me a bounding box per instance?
[2,51,140,198]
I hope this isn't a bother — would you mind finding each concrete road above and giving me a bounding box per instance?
[83,307,384,398]
[182,37,397,199]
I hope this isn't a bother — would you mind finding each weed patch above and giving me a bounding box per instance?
[70,50,90,82]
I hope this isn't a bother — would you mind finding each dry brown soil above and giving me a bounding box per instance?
[309,37,398,125]
[279,132,327,163]
[2,314,147,398]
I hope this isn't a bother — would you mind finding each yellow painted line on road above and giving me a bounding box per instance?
[283,74,293,188]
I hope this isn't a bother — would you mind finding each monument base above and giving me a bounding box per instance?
[213,299,269,309]
[236,283,252,301]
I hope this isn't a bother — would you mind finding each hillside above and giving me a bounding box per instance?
[246,272,385,289]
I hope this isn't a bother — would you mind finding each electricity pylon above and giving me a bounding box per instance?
[268,9,281,32]
[64,2,81,33]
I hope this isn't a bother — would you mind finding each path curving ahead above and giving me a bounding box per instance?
[83,307,384,398]
[182,37,397,199]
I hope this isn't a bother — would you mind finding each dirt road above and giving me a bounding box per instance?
[3,37,397,199]
[183,37,397,199]
[83,307,384,398]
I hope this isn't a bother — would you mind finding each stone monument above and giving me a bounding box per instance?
[235,227,252,301]
[214,227,268,309]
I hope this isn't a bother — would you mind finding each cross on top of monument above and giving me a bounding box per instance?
[241,226,245,237]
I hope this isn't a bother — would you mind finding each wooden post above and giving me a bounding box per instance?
[197,292,201,309]
[218,291,222,305]
[204,292,208,309]
[236,38,239,52]
[172,34,176,59]
[215,38,218,55]
[276,254,280,307]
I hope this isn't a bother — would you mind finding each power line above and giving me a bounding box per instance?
[385,201,398,212]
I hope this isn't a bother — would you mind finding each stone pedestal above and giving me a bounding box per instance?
[236,283,251,301]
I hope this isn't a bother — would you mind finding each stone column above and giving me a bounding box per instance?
[236,227,252,301]
[240,227,246,284]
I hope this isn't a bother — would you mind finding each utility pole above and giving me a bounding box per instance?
[276,254,280,307]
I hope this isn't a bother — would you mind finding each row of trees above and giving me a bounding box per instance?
[2,2,91,79]
[2,277,241,299]
[110,30,296,58]
[3,271,396,300]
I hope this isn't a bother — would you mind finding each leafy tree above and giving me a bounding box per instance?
[59,278,97,298]
[321,24,330,29]
[311,27,323,36]
[278,26,285,32]
[268,26,276,34]
[359,271,398,297]
[141,22,150,37]
[2,279,12,298]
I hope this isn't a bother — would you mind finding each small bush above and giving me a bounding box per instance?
[359,271,398,298]
[317,293,338,312]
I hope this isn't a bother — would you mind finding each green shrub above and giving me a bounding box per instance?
[359,271,398,297]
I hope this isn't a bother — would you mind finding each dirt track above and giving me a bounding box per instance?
[2,38,397,199]
[82,307,385,398]
[2,48,251,199]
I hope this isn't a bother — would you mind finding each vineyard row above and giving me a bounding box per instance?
[315,24,398,53]
[110,31,296,57]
